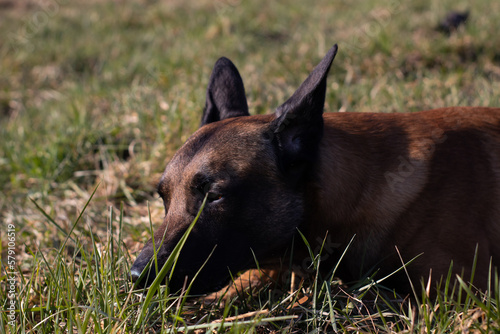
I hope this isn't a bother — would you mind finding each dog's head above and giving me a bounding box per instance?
[131,45,338,294]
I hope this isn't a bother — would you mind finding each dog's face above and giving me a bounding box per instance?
[132,116,304,293]
[131,45,338,294]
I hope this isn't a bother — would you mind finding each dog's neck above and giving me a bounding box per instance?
[301,113,429,266]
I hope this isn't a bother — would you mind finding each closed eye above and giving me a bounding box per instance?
[207,192,223,203]
[195,181,223,204]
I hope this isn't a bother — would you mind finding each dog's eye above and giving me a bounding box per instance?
[207,192,223,203]
[196,181,223,203]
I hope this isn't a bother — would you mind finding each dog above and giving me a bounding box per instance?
[131,44,500,296]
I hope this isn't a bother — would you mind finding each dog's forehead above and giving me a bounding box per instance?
[161,115,274,185]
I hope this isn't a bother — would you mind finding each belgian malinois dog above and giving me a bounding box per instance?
[131,44,500,296]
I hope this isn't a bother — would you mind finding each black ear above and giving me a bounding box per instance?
[271,44,338,178]
[201,57,249,127]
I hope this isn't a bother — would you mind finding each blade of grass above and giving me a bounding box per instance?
[134,193,208,329]
[29,197,76,244]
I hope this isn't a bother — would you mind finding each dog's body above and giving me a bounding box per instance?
[301,108,500,292]
[131,45,500,296]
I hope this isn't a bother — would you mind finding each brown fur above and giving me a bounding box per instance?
[303,108,500,292]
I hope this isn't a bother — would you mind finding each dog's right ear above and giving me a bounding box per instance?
[201,57,249,127]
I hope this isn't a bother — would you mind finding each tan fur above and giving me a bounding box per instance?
[300,107,500,291]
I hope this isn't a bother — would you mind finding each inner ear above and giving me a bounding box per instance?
[201,57,249,127]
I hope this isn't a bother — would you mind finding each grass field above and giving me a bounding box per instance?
[1,0,500,332]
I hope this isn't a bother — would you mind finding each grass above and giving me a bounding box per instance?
[1,0,500,332]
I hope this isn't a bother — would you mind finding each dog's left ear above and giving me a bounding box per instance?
[271,44,338,178]
[201,57,249,127]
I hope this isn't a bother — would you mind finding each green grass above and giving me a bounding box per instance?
[1,0,500,332]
